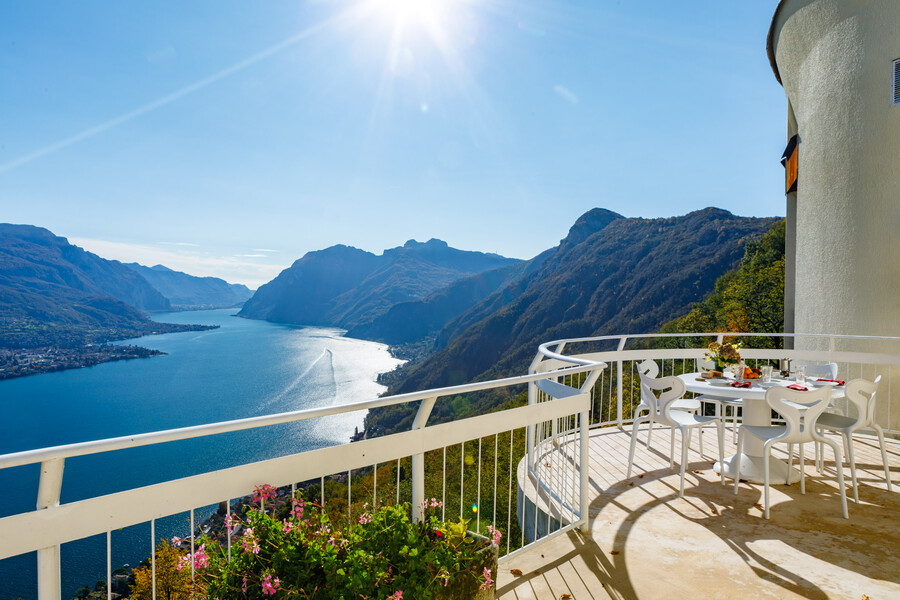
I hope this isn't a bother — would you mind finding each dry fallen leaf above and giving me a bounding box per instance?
[861,595,869,600]
[561,595,572,599]
[510,568,523,577]
[610,550,620,555]
[711,508,719,515]
[628,481,635,487]
[692,470,702,474]
[638,474,644,478]
[754,503,763,508]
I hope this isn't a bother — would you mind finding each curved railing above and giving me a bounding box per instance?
[524,333,900,482]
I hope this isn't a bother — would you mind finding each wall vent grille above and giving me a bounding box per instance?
[893,59,900,106]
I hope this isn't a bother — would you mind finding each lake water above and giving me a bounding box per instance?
[0,309,403,599]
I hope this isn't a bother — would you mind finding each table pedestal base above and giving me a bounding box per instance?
[715,454,801,485]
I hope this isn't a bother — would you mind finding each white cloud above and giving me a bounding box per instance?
[159,241,201,247]
[252,248,279,253]
[236,254,267,258]
[553,84,579,105]
[70,238,286,289]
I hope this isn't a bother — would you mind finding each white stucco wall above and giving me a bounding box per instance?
[771,0,900,340]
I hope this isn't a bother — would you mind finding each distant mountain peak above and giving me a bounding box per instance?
[402,238,448,249]
[150,264,175,272]
[563,208,624,246]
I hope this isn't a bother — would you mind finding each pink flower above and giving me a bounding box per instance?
[193,544,209,569]
[261,573,281,595]
[358,512,372,525]
[176,554,190,572]
[291,498,305,521]
[253,484,277,505]
[242,575,248,593]
[170,536,183,548]
[242,528,260,554]
[486,525,502,547]
[387,592,403,600]
[479,567,494,591]
[224,513,240,535]
[282,519,294,534]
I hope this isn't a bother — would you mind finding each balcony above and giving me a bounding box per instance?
[1,333,898,599]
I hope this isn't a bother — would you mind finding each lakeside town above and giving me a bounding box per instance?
[0,344,165,380]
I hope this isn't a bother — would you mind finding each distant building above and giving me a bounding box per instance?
[768,0,900,339]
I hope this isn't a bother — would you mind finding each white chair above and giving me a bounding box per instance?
[734,386,848,519]
[627,372,725,497]
[695,358,742,444]
[633,360,701,449]
[815,376,892,503]
[793,361,839,380]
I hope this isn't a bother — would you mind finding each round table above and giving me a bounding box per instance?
[677,373,845,484]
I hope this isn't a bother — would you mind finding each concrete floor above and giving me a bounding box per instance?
[499,425,900,599]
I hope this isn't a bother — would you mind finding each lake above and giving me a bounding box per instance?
[0,309,403,599]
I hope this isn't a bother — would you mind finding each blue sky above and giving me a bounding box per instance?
[0,1,786,287]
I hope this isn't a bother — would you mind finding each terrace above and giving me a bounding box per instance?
[1,332,898,599]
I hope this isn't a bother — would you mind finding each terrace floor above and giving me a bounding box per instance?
[499,424,900,599]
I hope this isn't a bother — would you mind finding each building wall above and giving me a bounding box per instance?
[771,0,900,339]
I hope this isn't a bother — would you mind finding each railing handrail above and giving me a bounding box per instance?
[0,361,604,470]
[537,331,900,359]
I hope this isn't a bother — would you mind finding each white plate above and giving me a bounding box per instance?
[758,381,779,388]
[709,381,734,387]
[811,380,839,387]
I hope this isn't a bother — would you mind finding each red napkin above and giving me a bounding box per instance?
[787,384,808,391]
[730,381,752,388]
[817,378,845,386]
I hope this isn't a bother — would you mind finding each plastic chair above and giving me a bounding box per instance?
[815,376,892,503]
[733,386,848,519]
[633,360,701,449]
[792,361,839,379]
[627,372,725,497]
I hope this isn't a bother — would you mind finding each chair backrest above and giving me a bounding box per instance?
[696,358,716,372]
[638,359,659,378]
[842,376,882,430]
[765,385,832,443]
[638,371,686,424]
[793,361,838,379]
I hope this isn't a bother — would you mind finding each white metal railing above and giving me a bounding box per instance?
[0,361,604,600]
[527,332,900,463]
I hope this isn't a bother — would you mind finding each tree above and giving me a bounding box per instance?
[130,539,195,600]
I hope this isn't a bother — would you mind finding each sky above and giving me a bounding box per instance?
[0,1,788,288]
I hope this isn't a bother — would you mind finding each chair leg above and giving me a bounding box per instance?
[763,440,772,519]
[626,416,648,479]
[845,433,858,504]
[786,443,794,486]
[733,429,744,495]
[647,414,654,449]
[823,437,849,519]
[717,419,725,487]
[732,406,738,445]
[874,424,892,491]
[698,417,704,458]
[799,442,805,495]
[669,426,675,470]
[679,427,690,498]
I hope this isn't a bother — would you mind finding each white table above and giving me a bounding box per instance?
[677,373,845,484]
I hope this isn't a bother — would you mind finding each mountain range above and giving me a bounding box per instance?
[125,263,252,309]
[238,238,521,329]
[0,224,246,350]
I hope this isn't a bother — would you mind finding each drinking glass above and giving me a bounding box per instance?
[794,364,806,383]
[761,365,773,382]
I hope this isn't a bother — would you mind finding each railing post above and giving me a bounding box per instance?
[579,407,590,533]
[37,458,64,600]
[411,397,436,522]
[616,337,627,429]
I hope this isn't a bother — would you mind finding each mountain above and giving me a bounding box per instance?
[0,224,209,351]
[239,239,521,329]
[125,263,253,309]
[0,224,170,314]
[388,208,780,394]
[345,261,530,346]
